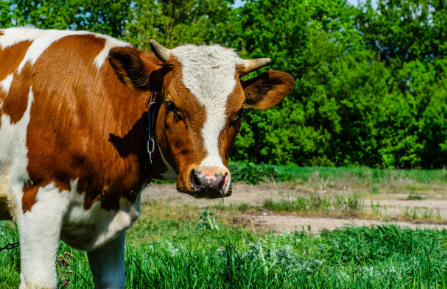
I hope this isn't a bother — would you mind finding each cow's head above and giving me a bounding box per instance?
[109,41,294,199]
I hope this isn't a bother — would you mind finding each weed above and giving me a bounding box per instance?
[404,207,441,220]
[369,186,380,194]
[236,203,251,212]
[405,183,430,191]
[194,207,220,231]
[336,194,362,212]
[370,201,386,216]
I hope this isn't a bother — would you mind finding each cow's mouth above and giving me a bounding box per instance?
[180,185,232,199]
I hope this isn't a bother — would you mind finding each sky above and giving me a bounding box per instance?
[233,0,379,9]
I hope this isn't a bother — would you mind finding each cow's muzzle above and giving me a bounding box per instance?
[182,167,231,198]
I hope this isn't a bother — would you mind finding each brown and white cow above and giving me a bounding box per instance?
[0,27,294,288]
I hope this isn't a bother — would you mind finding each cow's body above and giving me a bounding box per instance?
[0,27,294,288]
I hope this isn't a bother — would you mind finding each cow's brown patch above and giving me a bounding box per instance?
[221,76,246,164]
[0,41,32,82]
[22,185,39,213]
[0,40,33,126]
[0,62,33,124]
[21,34,152,212]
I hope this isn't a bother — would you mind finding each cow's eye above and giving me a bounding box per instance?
[165,101,179,117]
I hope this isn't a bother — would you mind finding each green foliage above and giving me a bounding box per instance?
[1,0,447,167]
[1,0,132,37]
[228,162,278,184]
[126,0,235,48]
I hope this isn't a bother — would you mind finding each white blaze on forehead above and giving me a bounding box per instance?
[172,44,243,169]
[0,27,129,71]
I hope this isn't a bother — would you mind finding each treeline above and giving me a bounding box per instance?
[1,0,446,168]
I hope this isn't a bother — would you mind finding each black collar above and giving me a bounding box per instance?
[145,92,156,180]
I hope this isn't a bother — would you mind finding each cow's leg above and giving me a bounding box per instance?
[87,231,126,289]
[16,184,70,289]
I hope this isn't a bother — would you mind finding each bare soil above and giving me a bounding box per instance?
[141,183,447,233]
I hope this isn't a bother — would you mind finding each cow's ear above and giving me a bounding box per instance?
[241,70,295,110]
[108,47,158,90]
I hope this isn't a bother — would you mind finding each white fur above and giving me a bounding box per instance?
[0,27,129,71]
[94,37,130,69]
[159,146,177,180]
[172,45,241,189]
[0,74,14,94]
[0,27,86,50]
[59,180,141,251]
[18,183,70,289]
[0,87,34,219]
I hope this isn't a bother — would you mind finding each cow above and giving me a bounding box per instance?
[0,27,295,289]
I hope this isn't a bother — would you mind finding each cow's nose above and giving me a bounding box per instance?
[189,168,229,196]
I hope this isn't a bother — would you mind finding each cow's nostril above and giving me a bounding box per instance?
[219,173,229,191]
[190,169,201,190]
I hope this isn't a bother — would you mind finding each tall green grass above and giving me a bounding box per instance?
[1,207,447,288]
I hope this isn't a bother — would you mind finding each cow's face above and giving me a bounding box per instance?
[108,42,294,199]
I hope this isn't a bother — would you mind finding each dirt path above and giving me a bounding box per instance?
[248,215,447,234]
[142,183,447,233]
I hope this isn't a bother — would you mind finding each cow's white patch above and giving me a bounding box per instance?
[60,180,142,251]
[0,87,34,219]
[0,74,13,94]
[172,45,242,176]
[159,146,177,180]
[94,37,130,69]
[0,165,9,197]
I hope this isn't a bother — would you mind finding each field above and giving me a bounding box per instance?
[1,166,447,288]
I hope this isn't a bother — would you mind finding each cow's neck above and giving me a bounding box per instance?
[145,95,178,182]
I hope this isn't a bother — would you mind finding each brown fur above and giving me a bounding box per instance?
[242,70,295,110]
[0,41,33,126]
[18,35,151,212]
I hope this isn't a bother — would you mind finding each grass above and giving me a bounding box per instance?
[229,162,447,187]
[1,202,447,288]
[1,165,447,287]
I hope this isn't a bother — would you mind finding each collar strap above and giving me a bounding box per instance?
[146,92,156,165]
